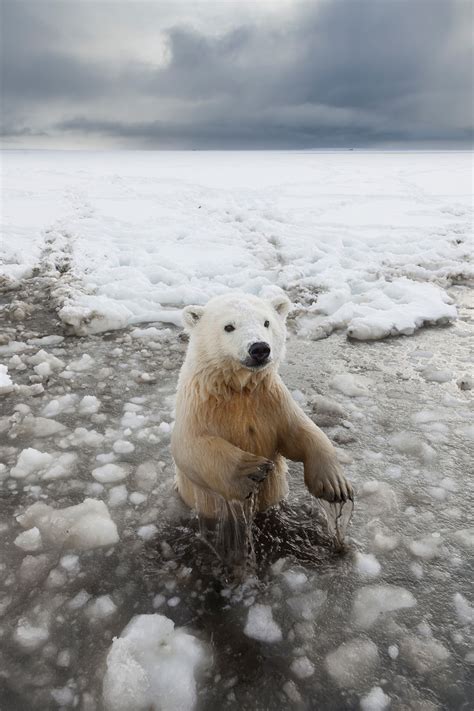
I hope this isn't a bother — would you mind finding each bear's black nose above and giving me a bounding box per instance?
[248,341,271,363]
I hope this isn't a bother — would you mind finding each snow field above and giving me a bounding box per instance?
[2,150,472,341]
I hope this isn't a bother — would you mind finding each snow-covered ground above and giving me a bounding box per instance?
[1,150,472,339]
[0,150,473,711]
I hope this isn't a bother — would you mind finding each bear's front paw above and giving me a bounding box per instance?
[234,454,274,499]
[305,458,353,503]
[248,459,274,483]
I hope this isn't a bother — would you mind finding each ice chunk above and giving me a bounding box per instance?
[283,680,302,703]
[68,590,92,610]
[408,562,424,581]
[453,593,473,625]
[137,524,158,541]
[287,590,327,621]
[457,424,474,441]
[354,553,381,577]
[42,452,77,481]
[390,432,436,462]
[29,417,66,438]
[8,354,24,370]
[452,528,474,549]
[68,427,104,447]
[27,335,64,347]
[311,395,345,416]
[19,554,51,584]
[291,389,306,405]
[325,637,379,689]
[11,447,53,479]
[79,395,101,414]
[360,686,390,711]
[102,614,208,711]
[411,408,445,425]
[282,570,308,591]
[353,585,416,629]
[51,687,74,707]
[373,532,399,552]
[113,440,135,454]
[388,644,399,659]
[421,367,453,383]
[46,568,67,588]
[408,535,442,560]
[42,394,78,417]
[60,554,80,572]
[244,604,282,643]
[14,526,42,552]
[92,463,127,483]
[0,364,14,395]
[400,634,450,673]
[33,361,53,378]
[97,452,117,464]
[360,483,399,518]
[66,354,94,371]
[330,373,370,397]
[14,618,50,651]
[428,486,447,501]
[153,594,166,609]
[134,462,158,491]
[86,595,117,620]
[109,484,128,507]
[0,340,29,355]
[29,349,65,372]
[17,498,119,550]
[344,279,456,341]
[60,300,130,336]
[121,411,147,430]
[57,650,71,667]
[131,326,171,340]
[290,655,315,679]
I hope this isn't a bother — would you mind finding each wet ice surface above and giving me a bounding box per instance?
[0,275,473,711]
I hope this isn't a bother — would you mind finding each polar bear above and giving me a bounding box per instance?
[171,292,353,519]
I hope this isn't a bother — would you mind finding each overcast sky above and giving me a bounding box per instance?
[1,0,472,149]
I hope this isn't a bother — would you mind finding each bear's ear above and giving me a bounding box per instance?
[182,305,205,330]
[269,294,291,320]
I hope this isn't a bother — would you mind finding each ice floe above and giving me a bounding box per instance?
[16,499,119,550]
[102,614,208,711]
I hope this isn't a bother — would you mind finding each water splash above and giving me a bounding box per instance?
[143,495,353,592]
[316,499,354,552]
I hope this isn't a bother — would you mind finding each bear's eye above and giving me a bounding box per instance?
[224,324,235,333]
[264,320,270,328]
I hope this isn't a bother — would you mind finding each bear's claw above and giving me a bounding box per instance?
[306,466,354,504]
[248,460,274,483]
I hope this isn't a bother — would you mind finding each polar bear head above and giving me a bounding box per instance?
[182,292,291,373]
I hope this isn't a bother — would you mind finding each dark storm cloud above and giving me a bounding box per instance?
[1,0,472,148]
[1,1,122,101]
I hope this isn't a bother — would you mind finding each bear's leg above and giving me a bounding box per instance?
[279,409,353,503]
[171,433,274,503]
